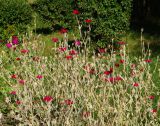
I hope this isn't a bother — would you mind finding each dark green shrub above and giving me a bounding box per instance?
[77,0,133,47]
[0,0,32,40]
[34,0,132,48]
[33,0,76,30]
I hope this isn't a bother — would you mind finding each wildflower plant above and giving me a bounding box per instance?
[0,27,159,126]
[0,3,160,126]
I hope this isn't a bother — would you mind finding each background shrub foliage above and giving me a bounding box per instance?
[34,0,133,47]
[33,0,76,30]
[0,0,32,40]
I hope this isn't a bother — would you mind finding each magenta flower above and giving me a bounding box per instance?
[98,48,106,53]
[105,76,122,83]
[65,55,73,60]
[73,10,80,15]
[16,100,21,105]
[43,96,53,102]
[144,59,152,63]
[16,57,21,61]
[133,83,139,87]
[117,41,126,45]
[19,80,25,85]
[12,36,19,45]
[11,74,17,79]
[115,63,120,67]
[104,71,111,75]
[151,109,157,113]
[58,47,67,52]
[120,59,125,64]
[74,40,81,46]
[60,28,68,34]
[10,91,16,95]
[89,69,95,74]
[6,43,12,48]
[115,76,123,81]
[21,49,29,54]
[149,96,154,100]
[64,99,74,105]
[104,68,113,75]
[36,75,43,79]
[85,19,92,23]
[69,50,77,55]
[52,37,59,43]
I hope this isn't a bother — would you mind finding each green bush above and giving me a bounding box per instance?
[0,0,32,40]
[33,0,76,30]
[34,0,132,47]
[77,0,133,47]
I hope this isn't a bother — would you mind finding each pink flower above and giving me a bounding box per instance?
[64,99,73,105]
[16,100,21,105]
[133,83,139,87]
[73,9,80,15]
[12,36,19,45]
[60,28,68,34]
[19,80,25,85]
[85,19,92,23]
[58,47,67,52]
[52,37,59,43]
[74,40,81,46]
[69,50,77,55]
[65,55,73,60]
[98,48,106,53]
[36,75,43,79]
[117,41,125,45]
[10,91,16,95]
[43,96,53,102]
[144,59,152,63]
[21,49,29,54]
[149,96,154,100]
[6,43,12,48]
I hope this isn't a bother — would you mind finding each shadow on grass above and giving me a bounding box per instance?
[145,42,160,57]
[131,19,160,35]
[33,27,53,35]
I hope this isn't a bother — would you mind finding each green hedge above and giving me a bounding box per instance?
[34,0,133,47]
[33,0,76,30]
[77,0,133,47]
[0,0,32,40]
